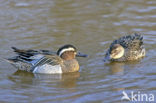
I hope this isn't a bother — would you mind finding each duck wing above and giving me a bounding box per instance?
[30,55,63,73]
[6,47,59,72]
[11,47,56,58]
[111,33,143,50]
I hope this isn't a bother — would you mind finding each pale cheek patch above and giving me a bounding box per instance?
[111,49,125,59]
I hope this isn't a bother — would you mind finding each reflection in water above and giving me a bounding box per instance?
[109,62,125,75]
[104,62,125,92]
[34,72,80,88]
[105,60,141,75]
[0,0,156,102]
[105,61,142,93]
[8,70,34,88]
[56,72,80,88]
[8,70,80,89]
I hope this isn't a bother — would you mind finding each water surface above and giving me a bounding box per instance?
[0,0,156,103]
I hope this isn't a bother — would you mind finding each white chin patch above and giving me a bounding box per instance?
[59,48,75,56]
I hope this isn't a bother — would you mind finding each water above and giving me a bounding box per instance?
[0,0,156,102]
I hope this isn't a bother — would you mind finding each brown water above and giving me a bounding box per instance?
[0,0,156,103]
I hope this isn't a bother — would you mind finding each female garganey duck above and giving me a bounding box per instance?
[104,33,145,62]
[6,44,87,74]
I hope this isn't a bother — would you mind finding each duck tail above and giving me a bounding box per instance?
[11,47,34,58]
[4,57,32,71]
[3,57,18,64]
[11,47,27,54]
[134,33,143,41]
[11,47,19,52]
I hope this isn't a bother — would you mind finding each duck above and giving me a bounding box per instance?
[104,33,145,62]
[6,44,88,74]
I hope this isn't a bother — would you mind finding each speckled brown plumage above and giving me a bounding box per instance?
[105,33,146,61]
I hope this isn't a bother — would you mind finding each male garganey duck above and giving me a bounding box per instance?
[6,44,87,74]
[104,33,145,62]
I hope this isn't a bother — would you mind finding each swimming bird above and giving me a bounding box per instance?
[6,44,88,74]
[104,33,145,62]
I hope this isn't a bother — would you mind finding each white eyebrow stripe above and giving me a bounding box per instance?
[59,48,75,56]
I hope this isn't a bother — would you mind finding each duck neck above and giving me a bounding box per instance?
[61,59,79,73]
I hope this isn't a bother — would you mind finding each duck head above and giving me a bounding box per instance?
[57,44,88,60]
[105,44,125,61]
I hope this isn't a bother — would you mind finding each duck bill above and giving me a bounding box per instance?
[76,52,88,57]
[103,55,111,62]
